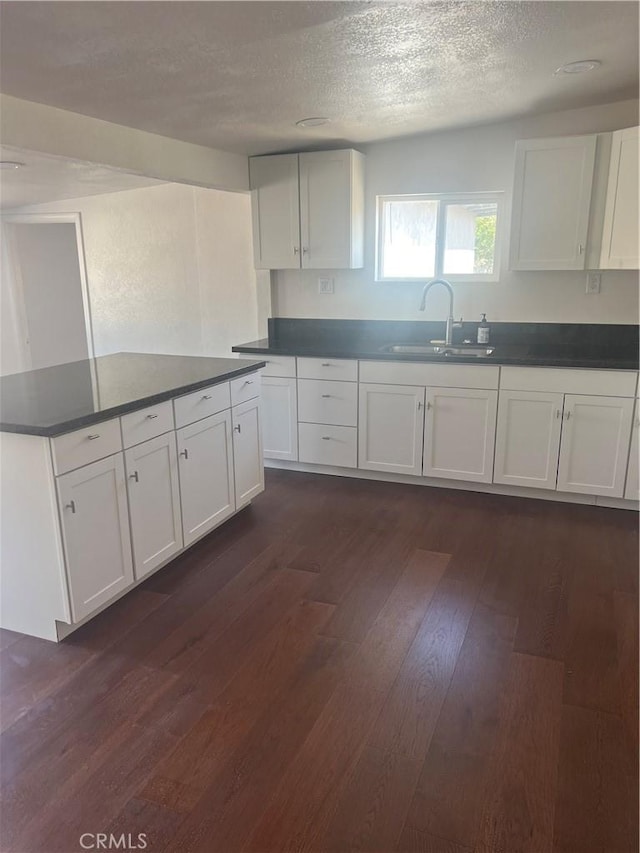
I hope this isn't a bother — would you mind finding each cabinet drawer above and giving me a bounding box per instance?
[297,357,358,382]
[51,418,122,476]
[297,379,357,426]
[261,356,297,378]
[500,366,637,397]
[174,381,230,429]
[120,400,174,449]
[298,423,357,468]
[358,360,499,389]
[230,372,261,406]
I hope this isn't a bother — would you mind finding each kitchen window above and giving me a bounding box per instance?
[375,192,503,282]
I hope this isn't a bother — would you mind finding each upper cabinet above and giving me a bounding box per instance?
[249,149,365,270]
[600,126,639,269]
[509,135,597,271]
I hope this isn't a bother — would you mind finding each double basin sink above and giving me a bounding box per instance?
[381,344,495,358]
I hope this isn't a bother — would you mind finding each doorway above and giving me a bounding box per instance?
[1,214,93,372]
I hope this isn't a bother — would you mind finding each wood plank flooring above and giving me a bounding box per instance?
[0,469,637,853]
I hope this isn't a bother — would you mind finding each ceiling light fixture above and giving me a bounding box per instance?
[554,59,601,75]
[0,160,25,169]
[295,117,330,128]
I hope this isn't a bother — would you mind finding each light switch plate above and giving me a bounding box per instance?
[318,277,334,294]
[586,272,601,294]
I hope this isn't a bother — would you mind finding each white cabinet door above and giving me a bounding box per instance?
[299,150,364,269]
[232,398,265,508]
[423,388,497,483]
[510,135,597,270]
[57,454,133,622]
[249,153,301,269]
[624,399,639,501]
[125,432,183,580]
[557,394,634,497]
[359,383,425,476]
[493,390,564,490]
[177,411,235,546]
[261,376,298,461]
[601,126,639,269]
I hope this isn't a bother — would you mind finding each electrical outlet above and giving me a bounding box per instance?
[586,272,601,294]
[318,277,334,294]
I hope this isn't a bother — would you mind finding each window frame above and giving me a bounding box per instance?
[375,191,503,283]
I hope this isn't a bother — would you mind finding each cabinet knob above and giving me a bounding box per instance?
[146,414,158,420]
[65,500,76,514]
[179,449,189,459]
[86,434,100,441]
[129,471,139,482]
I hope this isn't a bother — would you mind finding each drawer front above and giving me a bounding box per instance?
[52,418,123,476]
[297,379,357,426]
[297,357,358,382]
[298,423,357,468]
[230,372,261,407]
[120,400,174,449]
[261,355,297,378]
[174,381,231,429]
[358,360,499,389]
[500,366,637,397]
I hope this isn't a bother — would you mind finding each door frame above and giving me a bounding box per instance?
[1,212,95,368]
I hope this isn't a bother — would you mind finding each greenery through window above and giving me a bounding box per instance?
[376,193,502,282]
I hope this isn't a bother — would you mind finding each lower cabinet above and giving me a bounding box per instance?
[493,390,564,490]
[423,388,497,483]
[359,383,425,476]
[177,411,236,546]
[232,398,265,507]
[261,376,298,460]
[57,454,134,622]
[557,394,634,497]
[624,399,639,500]
[125,432,183,580]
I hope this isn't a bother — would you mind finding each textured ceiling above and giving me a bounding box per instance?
[0,1,637,156]
[0,146,164,209]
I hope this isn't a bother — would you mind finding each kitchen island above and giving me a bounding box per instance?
[0,352,266,641]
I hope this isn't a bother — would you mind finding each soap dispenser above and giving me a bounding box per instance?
[477,314,490,344]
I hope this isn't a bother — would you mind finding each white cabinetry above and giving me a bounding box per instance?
[509,135,596,270]
[423,388,497,483]
[359,383,425,476]
[557,395,634,498]
[624,400,639,501]
[177,411,236,547]
[249,149,364,270]
[57,454,134,622]
[125,432,183,580]
[232,398,265,507]
[494,390,564,490]
[600,126,639,269]
[262,376,298,461]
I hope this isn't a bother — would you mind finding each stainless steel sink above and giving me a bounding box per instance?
[382,344,495,358]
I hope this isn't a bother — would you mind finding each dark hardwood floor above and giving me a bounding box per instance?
[1,469,638,853]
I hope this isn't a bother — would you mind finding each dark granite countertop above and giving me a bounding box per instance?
[0,352,266,437]
[233,319,639,372]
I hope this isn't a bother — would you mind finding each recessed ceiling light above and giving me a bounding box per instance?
[554,60,601,75]
[295,117,330,128]
[0,160,25,169]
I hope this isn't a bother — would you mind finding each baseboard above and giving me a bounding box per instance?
[265,459,639,511]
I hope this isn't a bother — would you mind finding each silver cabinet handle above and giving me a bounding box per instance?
[146,413,158,420]
[234,424,241,433]
[302,247,309,254]
[321,436,331,440]
[65,500,76,514]
[321,394,331,398]
[179,449,188,459]
[321,363,331,367]
[244,380,253,385]
[578,243,584,254]
[417,401,423,410]
[293,246,300,255]
[202,394,212,400]
[556,409,561,418]
[129,471,139,482]
[564,411,572,420]
[87,434,100,441]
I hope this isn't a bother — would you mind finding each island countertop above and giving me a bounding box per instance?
[0,352,266,437]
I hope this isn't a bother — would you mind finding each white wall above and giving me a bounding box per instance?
[2,183,259,371]
[274,99,640,324]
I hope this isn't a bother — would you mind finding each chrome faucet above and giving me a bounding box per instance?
[419,278,461,346]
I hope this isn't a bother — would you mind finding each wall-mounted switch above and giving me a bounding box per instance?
[586,272,601,294]
[318,277,334,294]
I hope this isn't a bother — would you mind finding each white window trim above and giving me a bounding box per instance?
[375,191,503,283]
